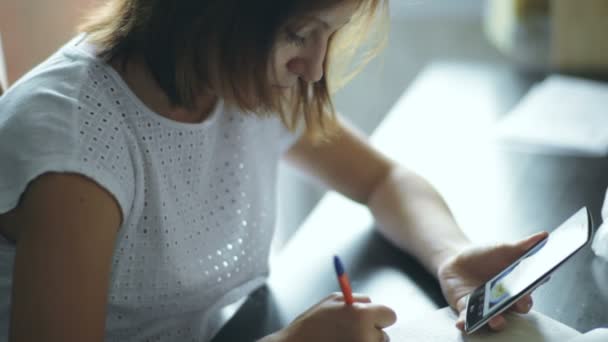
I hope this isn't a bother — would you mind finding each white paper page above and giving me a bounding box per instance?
[495,75,608,157]
[568,329,608,342]
[0,33,7,93]
[386,307,580,342]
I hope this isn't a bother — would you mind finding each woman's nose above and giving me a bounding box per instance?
[288,42,327,83]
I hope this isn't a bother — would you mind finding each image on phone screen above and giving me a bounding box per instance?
[464,207,593,334]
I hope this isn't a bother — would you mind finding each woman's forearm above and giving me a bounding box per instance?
[366,165,472,276]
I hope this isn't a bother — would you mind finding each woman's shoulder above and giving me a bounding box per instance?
[0,37,137,221]
[0,36,130,145]
[0,35,109,121]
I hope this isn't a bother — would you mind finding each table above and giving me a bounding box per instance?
[212,62,608,341]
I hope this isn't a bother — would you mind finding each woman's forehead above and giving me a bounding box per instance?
[290,0,361,29]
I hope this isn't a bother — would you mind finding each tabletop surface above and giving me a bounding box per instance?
[212,62,608,341]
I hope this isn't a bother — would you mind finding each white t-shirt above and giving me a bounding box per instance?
[0,34,300,341]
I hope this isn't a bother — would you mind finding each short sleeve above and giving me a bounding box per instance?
[0,74,134,223]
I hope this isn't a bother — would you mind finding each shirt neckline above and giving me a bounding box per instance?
[70,34,224,131]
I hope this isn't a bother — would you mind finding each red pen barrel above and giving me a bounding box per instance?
[338,274,354,305]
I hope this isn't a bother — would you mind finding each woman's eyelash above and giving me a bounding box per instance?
[286,31,306,47]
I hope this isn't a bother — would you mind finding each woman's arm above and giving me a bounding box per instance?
[284,116,543,332]
[284,116,470,276]
[8,172,121,342]
[365,165,471,275]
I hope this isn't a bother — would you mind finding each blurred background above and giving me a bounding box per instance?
[1,0,606,251]
[278,0,504,252]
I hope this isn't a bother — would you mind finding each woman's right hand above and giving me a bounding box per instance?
[267,292,396,342]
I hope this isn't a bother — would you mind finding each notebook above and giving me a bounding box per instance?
[386,306,593,342]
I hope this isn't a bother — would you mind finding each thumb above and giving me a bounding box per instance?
[517,231,549,252]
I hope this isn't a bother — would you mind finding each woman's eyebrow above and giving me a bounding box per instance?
[310,17,331,30]
[303,16,351,31]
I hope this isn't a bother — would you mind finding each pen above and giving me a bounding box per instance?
[333,255,354,305]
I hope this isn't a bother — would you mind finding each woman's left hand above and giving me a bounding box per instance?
[437,231,549,332]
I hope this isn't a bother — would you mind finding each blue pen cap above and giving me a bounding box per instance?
[333,255,345,276]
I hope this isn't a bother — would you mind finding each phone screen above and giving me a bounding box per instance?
[465,207,592,334]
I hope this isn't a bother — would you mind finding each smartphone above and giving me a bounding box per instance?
[464,207,593,334]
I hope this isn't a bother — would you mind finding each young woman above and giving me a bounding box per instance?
[0,0,546,341]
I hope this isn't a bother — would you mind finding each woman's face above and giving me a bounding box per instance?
[270,1,360,88]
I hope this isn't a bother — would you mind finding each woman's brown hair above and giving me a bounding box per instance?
[80,0,388,141]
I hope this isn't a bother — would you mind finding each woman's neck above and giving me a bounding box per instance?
[110,57,217,124]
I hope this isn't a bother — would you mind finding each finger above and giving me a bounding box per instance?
[487,314,507,331]
[510,295,533,314]
[367,304,397,329]
[540,275,551,285]
[334,293,372,304]
[328,292,372,304]
[380,329,390,342]
[368,328,389,342]
[455,309,466,331]
[517,231,549,252]
[456,296,468,313]
[352,293,372,303]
